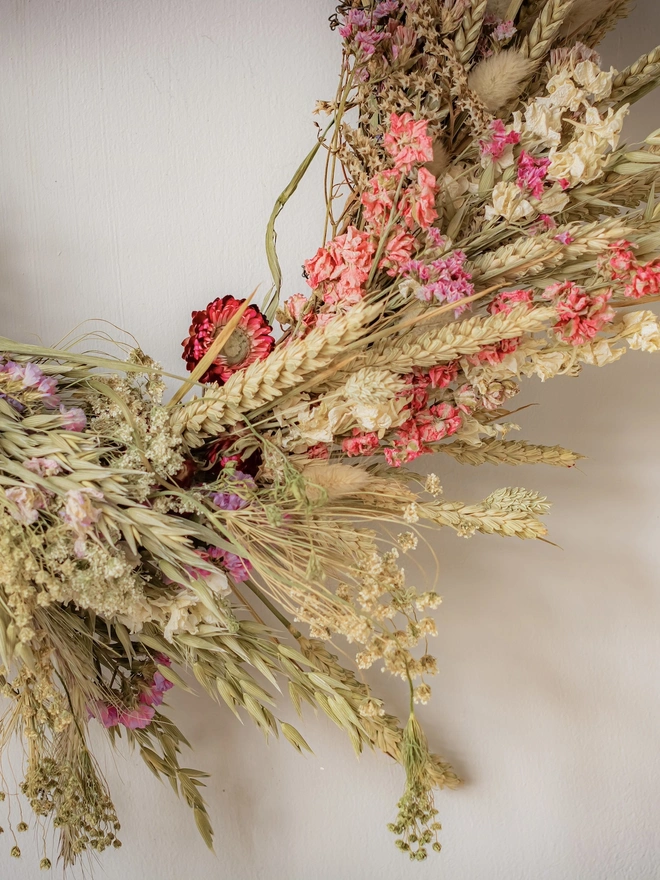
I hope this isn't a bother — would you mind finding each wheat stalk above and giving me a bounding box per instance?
[361,305,555,373]
[610,45,660,105]
[440,438,583,467]
[454,0,488,66]
[520,0,576,62]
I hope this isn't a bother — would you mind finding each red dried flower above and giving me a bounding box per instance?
[182,295,274,384]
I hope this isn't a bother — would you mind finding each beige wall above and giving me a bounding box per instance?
[1,2,659,878]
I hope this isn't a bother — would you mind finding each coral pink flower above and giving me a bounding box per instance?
[488,288,533,315]
[182,296,274,385]
[544,282,614,344]
[625,261,660,299]
[361,168,399,231]
[428,362,459,389]
[478,119,520,161]
[399,167,438,230]
[516,151,550,199]
[305,227,376,306]
[384,113,434,171]
[379,230,417,275]
[342,429,380,457]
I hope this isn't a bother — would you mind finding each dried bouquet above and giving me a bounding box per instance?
[2,0,660,870]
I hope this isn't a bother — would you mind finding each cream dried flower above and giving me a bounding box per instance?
[467,50,536,113]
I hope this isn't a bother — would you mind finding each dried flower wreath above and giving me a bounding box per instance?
[1,0,659,870]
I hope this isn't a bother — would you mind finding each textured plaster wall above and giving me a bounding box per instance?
[1,2,660,878]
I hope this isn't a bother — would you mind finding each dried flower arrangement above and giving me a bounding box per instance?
[1,0,660,870]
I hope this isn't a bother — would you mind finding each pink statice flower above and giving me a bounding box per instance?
[405,372,431,413]
[399,167,438,230]
[304,226,376,307]
[488,288,534,315]
[59,405,87,432]
[342,429,380,457]
[119,703,155,730]
[493,19,516,41]
[554,231,574,245]
[428,362,459,389]
[60,488,103,557]
[384,112,434,172]
[625,260,660,299]
[544,282,615,344]
[403,250,474,313]
[338,8,370,37]
[1,361,60,407]
[558,178,570,190]
[5,485,47,525]
[211,471,254,511]
[478,119,520,162]
[516,151,550,199]
[374,0,399,18]
[426,227,445,247]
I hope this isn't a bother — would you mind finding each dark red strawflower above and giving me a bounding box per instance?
[182,295,275,384]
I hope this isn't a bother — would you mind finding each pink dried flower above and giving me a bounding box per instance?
[24,457,62,477]
[205,546,252,583]
[342,429,380,457]
[384,113,434,171]
[283,293,308,323]
[554,231,574,245]
[489,288,534,315]
[361,168,399,231]
[544,282,614,344]
[182,296,274,385]
[516,151,550,199]
[404,251,474,313]
[428,362,459,389]
[399,167,438,230]
[380,230,417,275]
[60,488,103,558]
[606,240,638,280]
[385,403,462,467]
[305,226,376,307]
[119,703,155,730]
[5,485,46,525]
[469,337,520,366]
[374,0,399,18]
[59,405,87,432]
[625,261,660,299]
[90,701,119,729]
[492,19,516,41]
[478,119,520,161]
[307,443,330,460]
